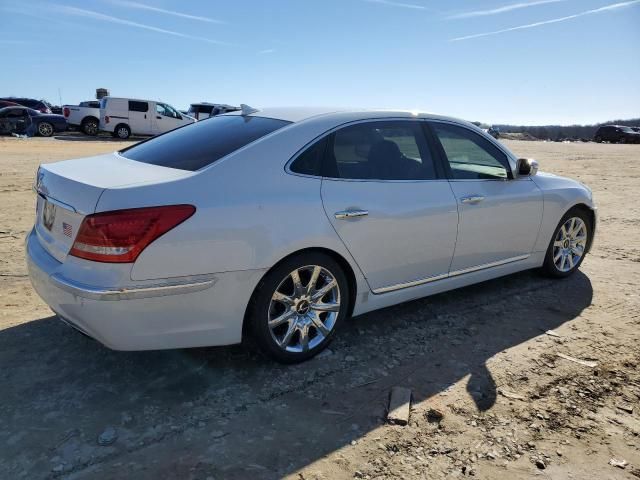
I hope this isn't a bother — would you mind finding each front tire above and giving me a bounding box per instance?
[37,122,54,137]
[248,252,350,363]
[541,208,591,278]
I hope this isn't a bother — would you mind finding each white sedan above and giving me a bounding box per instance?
[26,107,596,363]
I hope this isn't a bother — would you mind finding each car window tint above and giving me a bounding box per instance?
[120,115,291,171]
[327,121,436,180]
[129,101,149,112]
[290,137,327,176]
[431,123,509,180]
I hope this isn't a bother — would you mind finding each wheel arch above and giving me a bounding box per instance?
[81,115,99,125]
[241,247,358,339]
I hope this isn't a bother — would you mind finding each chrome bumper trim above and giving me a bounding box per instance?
[50,273,216,301]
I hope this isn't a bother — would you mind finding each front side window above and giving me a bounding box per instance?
[156,103,179,118]
[120,115,291,171]
[326,121,436,180]
[430,123,510,180]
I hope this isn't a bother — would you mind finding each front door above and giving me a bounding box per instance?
[320,120,459,292]
[429,121,543,273]
[153,102,183,135]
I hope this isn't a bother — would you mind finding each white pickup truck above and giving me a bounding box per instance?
[62,101,101,135]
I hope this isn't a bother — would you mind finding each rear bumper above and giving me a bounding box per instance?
[26,229,263,350]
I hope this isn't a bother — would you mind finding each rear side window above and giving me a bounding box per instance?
[325,121,437,180]
[290,137,327,176]
[120,115,291,171]
[129,101,149,112]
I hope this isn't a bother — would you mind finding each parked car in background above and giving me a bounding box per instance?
[0,97,53,113]
[187,102,239,120]
[27,107,596,363]
[63,101,101,135]
[631,127,640,133]
[99,97,195,139]
[0,100,20,109]
[0,106,67,136]
[487,126,500,139]
[594,125,640,144]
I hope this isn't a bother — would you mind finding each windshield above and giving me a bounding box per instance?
[120,115,291,171]
[620,127,635,133]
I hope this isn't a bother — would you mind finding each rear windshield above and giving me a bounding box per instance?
[120,115,291,171]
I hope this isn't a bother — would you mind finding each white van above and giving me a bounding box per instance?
[99,97,195,139]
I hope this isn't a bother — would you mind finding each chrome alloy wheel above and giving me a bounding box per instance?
[553,216,588,272]
[268,265,341,353]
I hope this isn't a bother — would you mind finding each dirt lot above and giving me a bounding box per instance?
[1,136,639,479]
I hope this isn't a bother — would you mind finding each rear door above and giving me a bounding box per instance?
[128,100,151,135]
[428,121,543,273]
[319,120,459,292]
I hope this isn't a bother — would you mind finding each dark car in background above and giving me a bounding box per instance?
[0,106,67,136]
[0,100,20,109]
[594,125,640,144]
[0,97,53,114]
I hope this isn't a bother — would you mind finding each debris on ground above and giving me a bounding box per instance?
[556,353,598,368]
[97,426,118,446]
[387,387,412,426]
[609,458,629,469]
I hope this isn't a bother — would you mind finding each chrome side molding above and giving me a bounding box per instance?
[372,255,529,294]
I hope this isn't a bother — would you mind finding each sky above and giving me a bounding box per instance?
[0,0,638,125]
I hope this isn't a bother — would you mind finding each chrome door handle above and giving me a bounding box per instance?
[460,196,485,205]
[335,209,369,220]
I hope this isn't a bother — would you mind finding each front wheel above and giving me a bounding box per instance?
[37,122,54,137]
[541,209,591,278]
[248,253,350,363]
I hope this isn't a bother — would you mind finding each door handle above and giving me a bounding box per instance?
[156,116,162,119]
[460,195,485,205]
[335,209,369,220]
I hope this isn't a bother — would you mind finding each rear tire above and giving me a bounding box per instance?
[594,136,602,143]
[114,124,131,140]
[247,252,350,363]
[541,208,592,278]
[81,117,99,136]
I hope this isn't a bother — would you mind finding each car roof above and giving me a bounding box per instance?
[225,106,471,125]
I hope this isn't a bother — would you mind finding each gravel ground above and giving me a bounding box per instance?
[0,136,639,479]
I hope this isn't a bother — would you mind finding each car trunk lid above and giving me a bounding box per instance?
[35,153,193,262]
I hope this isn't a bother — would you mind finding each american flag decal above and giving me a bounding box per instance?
[62,222,72,238]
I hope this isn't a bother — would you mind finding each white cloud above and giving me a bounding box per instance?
[108,0,224,24]
[363,0,427,10]
[54,5,230,45]
[449,0,569,19]
[258,49,276,54]
[451,0,640,41]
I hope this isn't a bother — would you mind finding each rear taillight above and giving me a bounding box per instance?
[63,107,70,117]
[69,205,195,263]
[105,115,110,124]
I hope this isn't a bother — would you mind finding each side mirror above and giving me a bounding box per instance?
[516,158,538,177]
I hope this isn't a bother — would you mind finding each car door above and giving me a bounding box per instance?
[319,120,459,292]
[128,100,151,135]
[153,102,187,134]
[428,121,543,273]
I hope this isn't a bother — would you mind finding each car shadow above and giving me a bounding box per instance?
[0,269,593,478]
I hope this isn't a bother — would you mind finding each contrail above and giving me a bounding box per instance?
[451,0,640,41]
